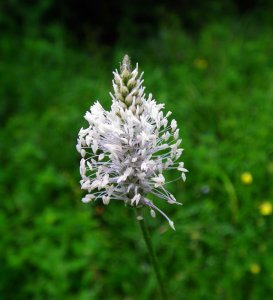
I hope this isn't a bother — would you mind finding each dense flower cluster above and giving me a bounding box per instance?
[76,55,188,229]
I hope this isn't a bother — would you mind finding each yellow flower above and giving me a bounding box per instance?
[240,172,253,185]
[259,201,272,216]
[249,263,261,274]
[193,58,208,70]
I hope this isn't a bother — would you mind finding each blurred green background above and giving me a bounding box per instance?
[1,0,273,299]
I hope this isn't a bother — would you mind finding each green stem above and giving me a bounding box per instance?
[221,173,239,224]
[135,207,168,300]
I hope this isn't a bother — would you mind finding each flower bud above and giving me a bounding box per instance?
[115,92,124,102]
[121,69,130,80]
[127,77,136,89]
[125,94,133,105]
[135,97,142,105]
[120,86,129,97]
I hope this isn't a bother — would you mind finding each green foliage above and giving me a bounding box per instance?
[1,17,273,299]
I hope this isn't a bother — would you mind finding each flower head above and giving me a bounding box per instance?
[240,172,253,185]
[76,55,188,229]
[259,201,272,216]
[249,263,261,274]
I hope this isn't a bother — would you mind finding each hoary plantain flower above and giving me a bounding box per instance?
[76,55,188,229]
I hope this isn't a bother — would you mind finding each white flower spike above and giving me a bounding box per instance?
[76,55,188,229]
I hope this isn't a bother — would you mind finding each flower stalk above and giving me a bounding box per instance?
[135,207,168,300]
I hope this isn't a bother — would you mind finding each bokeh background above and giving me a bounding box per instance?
[1,0,273,299]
